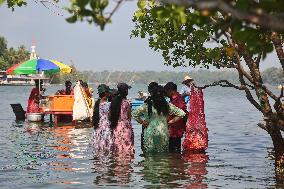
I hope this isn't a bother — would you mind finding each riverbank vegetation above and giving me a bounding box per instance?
[51,68,283,86]
[0,36,30,71]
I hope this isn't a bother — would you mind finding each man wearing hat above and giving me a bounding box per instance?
[180,75,194,112]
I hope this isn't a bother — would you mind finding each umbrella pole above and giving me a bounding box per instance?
[38,79,41,100]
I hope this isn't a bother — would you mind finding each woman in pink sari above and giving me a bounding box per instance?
[92,84,113,154]
[27,80,42,113]
[109,83,134,154]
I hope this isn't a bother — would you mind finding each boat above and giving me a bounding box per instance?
[131,98,145,110]
[0,71,49,86]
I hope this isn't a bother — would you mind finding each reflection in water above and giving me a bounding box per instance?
[139,152,208,188]
[10,122,92,186]
[47,125,75,172]
[112,152,134,184]
[47,125,91,172]
[183,151,209,189]
[49,125,75,159]
[92,149,134,186]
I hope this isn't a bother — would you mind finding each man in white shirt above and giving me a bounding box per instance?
[179,75,194,112]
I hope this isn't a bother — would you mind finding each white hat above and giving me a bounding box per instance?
[182,75,194,84]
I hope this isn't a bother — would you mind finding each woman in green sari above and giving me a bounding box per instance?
[132,85,186,153]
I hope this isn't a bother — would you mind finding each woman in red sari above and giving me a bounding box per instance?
[183,87,208,152]
[26,80,42,113]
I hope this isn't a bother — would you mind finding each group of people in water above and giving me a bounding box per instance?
[92,76,208,154]
[26,75,208,154]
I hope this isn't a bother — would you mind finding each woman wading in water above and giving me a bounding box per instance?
[132,85,186,153]
[109,83,134,154]
[92,84,113,154]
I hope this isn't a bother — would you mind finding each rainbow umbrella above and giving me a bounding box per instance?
[6,59,72,75]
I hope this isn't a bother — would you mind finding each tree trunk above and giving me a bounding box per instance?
[267,118,284,183]
[271,32,284,74]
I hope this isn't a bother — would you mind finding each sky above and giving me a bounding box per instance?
[0,1,281,72]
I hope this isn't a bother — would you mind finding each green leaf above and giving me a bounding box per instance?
[66,15,77,23]
[235,0,249,11]
[100,0,108,9]
[90,0,100,9]
[137,0,146,10]
[194,30,208,43]
[134,10,145,19]
[79,9,93,16]
[77,0,89,8]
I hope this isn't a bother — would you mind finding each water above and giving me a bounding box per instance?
[0,84,278,188]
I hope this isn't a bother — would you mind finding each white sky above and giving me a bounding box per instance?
[0,1,280,71]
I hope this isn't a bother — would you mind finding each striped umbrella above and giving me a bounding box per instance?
[6,59,72,75]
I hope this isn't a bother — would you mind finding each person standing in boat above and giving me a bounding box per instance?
[56,80,74,95]
[109,83,134,154]
[92,84,113,153]
[27,79,43,113]
[132,85,186,153]
[180,76,194,112]
[164,82,188,153]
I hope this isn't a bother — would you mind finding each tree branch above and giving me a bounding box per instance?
[258,119,284,132]
[233,51,255,85]
[195,79,249,90]
[255,52,262,67]
[235,53,264,113]
[239,47,279,102]
[162,0,284,31]
[274,86,284,114]
[271,32,284,73]
[261,85,278,101]
[257,123,268,132]
[105,0,124,23]
[38,0,64,16]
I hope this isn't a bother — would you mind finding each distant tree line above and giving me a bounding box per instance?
[50,64,88,84]
[0,36,30,70]
[54,67,283,85]
[0,36,281,85]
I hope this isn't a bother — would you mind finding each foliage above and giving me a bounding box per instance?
[0,36,30,70]
[1,0,113,30]
[5,0,26,10]
[132,1,283,69]
[65,0,110,30]
[3,0,284,32]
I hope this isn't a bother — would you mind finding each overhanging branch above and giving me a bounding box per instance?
[162,0,284,31]
[194,80,250,90]
[105,0,124,23]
